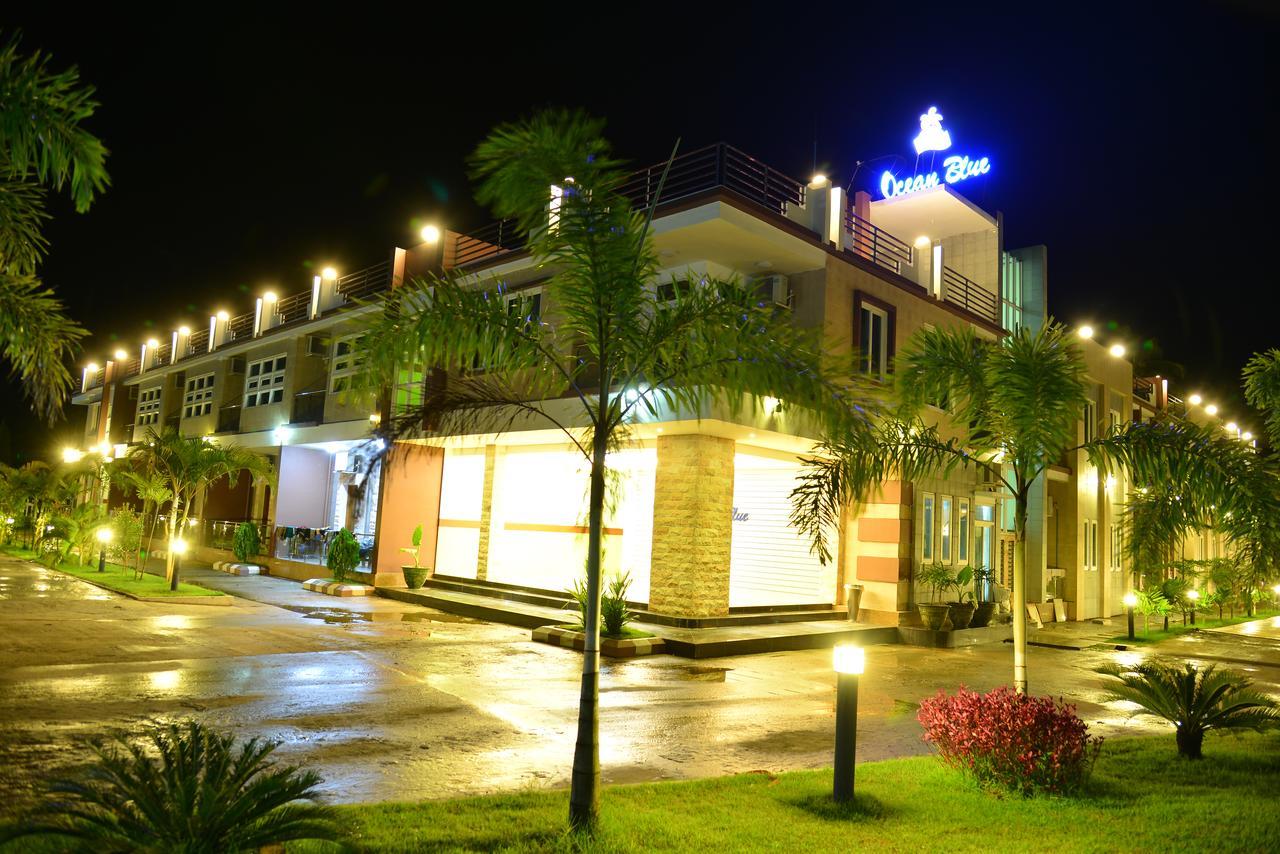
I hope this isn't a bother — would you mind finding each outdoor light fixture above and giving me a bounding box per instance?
[832,644,864,803]
[178,325,191,335]
[1205,404,1218,416]
[1077,325,1093,339]
[113,348,128,360]
[273,425,293,445]
[1243,432,1254,441]
[1188,394,1202,405]
[809,173,829,188]
[263,291,277,303]
[1226,422,1239,433]
[96,526,113,572]
[420,224,441,244]
[1123,591,1138,640]
[1109,343,1126,358]
[169,537,189,591]
[62,447,84,464]
[86,362,99,373]
[913,235,932,248]
[146,338,159,348]
[322,266,338,280]
[1272,584,1280,599]
[1187,589,1200,625]
[217,310,230,321]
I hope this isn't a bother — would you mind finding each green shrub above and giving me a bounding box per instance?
[232,521,261,562]
[918,562,954,603]
[1098,661,1280,758]
[1,720,342,850]
[567,569,635,638]
[327,527,361,583]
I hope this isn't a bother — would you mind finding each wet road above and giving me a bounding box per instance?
[2,554,1278,816]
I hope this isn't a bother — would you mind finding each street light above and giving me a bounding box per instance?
[62,447,84,464]
[1123,591,1138,640]
[832,644,865,803]
[96,526,113,572]
[1187,589,1200,626]
[170,537,188,591]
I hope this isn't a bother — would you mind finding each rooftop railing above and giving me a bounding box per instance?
[186,328,209,357]
[337,259,394,302]
[275,291,311,326]
[844,209,914,275]
[941,266,999,325]
[228,310,255,342]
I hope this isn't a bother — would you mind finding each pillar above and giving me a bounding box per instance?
[371,442,444,587]
[648,434,735,618]
[475,444,497,580]
[851,480,913,623]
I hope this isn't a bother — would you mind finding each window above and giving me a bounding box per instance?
[183,373,215,418]
[1001,251,1024,332]
[395,364,426,413]
[86,402,100,432]
[504,287,542,324]
[1084,519,1098,570]
[244,355,287,408]
[656,278,694,303]
[958,499,970,563]
[858,304,889,378]
[329,334,364,393]
[136,387,162,426]
[1083,399,1097,443]
[1109,524,1122,571]
[1108,409,1121,437]
[922,493,935,561]
[940,495,953,562]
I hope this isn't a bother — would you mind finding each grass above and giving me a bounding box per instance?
[1109,607,1280,645]
[290,731,1280,853]
[2,546,222,598]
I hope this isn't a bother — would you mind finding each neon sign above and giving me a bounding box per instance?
[880,106,992,199]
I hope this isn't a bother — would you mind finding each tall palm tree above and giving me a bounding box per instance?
[357,110,863,829]
[1,32,108,420]
[1,460,69,549]
[1243,348,1280,448]
[792,322,1247,694]
[124,429,272,590]
[112,468,173,577]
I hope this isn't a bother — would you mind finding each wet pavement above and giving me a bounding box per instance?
[2,552,1279,818]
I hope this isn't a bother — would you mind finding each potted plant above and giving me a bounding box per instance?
[916,562,954,630]
[326,527,361,584]
[969,564,998,627]
[399,523,431,589]
[944,565,976,629]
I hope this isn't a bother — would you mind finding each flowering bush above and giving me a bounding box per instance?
[917,686,1102,796]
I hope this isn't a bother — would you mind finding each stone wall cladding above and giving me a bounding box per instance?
[476,444,497,580]
[648,434,735,618]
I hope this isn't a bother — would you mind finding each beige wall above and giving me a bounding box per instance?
[373,443,444,586]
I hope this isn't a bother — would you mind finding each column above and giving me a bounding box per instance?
[475,444,497,581]
[852,480,913,623]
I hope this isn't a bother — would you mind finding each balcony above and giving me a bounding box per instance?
[941,266,999,325]
[336,259,394,303]
[290,389,326,425]
[216,403,242,434]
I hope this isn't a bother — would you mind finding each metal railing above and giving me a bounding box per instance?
[275,291,311,326]
[844,209,914,274]
[120,358,141,378]
[337,260,394,303]
[202,518,271,554]
[941,266,999,324]
[449,143,807,269]
[227,310,255,342]
[186,328,209,357]
[290,389,326,424]
[1133,376,1156,403]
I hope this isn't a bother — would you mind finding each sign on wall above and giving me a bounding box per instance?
[881,106,992,199]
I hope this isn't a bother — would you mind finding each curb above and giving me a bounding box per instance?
[532,625,665,658]
[211,560,266,576]
[302,578,374,597]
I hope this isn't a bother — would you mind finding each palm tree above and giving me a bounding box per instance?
[124,429,272,590]
[357,110,862,829]
[1243,348,1280,447]
[1,32,108,420]
[1,460,69,550]
[792,322,1249,694]
[113,468,174,577]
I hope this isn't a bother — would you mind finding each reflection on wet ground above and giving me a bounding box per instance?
[278,604,480,626]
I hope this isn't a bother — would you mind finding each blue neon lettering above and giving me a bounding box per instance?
[879,154,991,199]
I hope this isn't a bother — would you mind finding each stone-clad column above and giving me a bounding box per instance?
[648,434,735,618]
[475,444,497,580]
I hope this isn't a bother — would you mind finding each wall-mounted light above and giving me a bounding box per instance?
[113,349,128,360]
[86,362,99,373]
[420,224,441,244]
[62,447,84,463]
[1108,343,1125,358]
[1077,325,1094,339]
[216,310,230,321]
[1242,431,1254,442]
[322,267,338,280]
[1188,393,1202,405]
[273,425,293,445]
[178,325,191,336]
[263,291,277,303]
[1204,404,1218,416]
[1225,421,1239,433]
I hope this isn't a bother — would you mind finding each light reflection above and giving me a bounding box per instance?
[149,670,182,691]
[153,614,194,630]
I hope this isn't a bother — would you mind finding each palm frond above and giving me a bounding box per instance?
[1243,348,1280,448]
[0,270,86,421]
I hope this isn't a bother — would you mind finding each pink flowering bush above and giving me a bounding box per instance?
[917,686,1103,796]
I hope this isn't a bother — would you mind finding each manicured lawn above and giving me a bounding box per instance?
[299,731,1280,853]
[2,546,221,598]
[1110,608,1280,644]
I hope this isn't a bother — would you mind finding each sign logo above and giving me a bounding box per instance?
[881,106,991,199]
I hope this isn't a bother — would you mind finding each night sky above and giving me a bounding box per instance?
[2,2,1274,462]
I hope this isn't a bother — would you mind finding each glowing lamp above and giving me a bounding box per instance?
[1109,343,1125,358]
[178,325,191,335]
[171,537,188,556]
[809,173,828,188]
[913,235,932,248]
[1077,325,1093,339]
[263,291,277,303]
[86,362,99,373]
[1187,590,1200,602]
[1123,592,1138,608]
[1243,432,1254,441]
[833,645,865,675]
[1188,394,1202,405]
[216,310,230,321]
[1225,422,1238,433]
[1272,584,1280,596]
[420,224,441,244]
[1204,404,1218,416]
[272,425,293,445]
[96,527,114,544]
[113,349,128,360]
[62,447,84,464]
[321,266,338,280]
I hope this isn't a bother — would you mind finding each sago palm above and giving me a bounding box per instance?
[124,428,272,590]
[3,720,342,851]
[1,31,109,420]
[1098,661,1280,758]
[357,109,864,828]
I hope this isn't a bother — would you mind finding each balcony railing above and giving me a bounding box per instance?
[275,291,311,326]
[186,328,209,357]
[216,403,242,434]
[227,310,255,342]
[290,389,326,424]
[844,209,914,275]
[941,266,999,324]
[448,143,808,269]
[337,259,394,303]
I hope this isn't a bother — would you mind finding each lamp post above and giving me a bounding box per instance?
[1187,589,1199,626]
[170,537,188,591]
[832,644,865,803]
[1123,591,1137,641]
[96,527,113,572]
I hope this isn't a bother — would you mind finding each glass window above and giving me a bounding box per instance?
[183,372,215,418]
[244,355,287,408]
[504,287,542,324]
[1083,399,1097,443]
[921,493,935,561]
[136,386,162,426]
[858,304,889,379]
[940,495,953,562]
[958,499,970,562]
[975,503,994,523]
[1001,252,1024,332]
[330,334,364,394]
[395,364,426,413]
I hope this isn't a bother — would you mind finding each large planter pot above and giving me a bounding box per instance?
[947,601,976,630]
[917,603,950,631]
[969,601,997,628]
[402,566,431,589]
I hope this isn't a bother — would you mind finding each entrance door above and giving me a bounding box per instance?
[974,523,994,599]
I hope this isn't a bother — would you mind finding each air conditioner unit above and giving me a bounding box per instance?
[228,356,246,374]
[307,335,330,357]
[173,372,186,389]
[750,274,791,308]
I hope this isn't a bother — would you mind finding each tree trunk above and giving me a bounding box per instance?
[1012,490,1029,695]
[1176,726,1204,759]
[164,499,179,586]
[568,423,607,830]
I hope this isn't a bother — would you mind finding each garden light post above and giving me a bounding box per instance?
[832,644,864,803]
[170,537,188,591]
[1123,591,1137,640]
[1187,589,1199,626]
[96,526,113,572]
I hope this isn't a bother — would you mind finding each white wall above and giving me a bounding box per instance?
[276,445,331,527]
[435,449,485,578]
